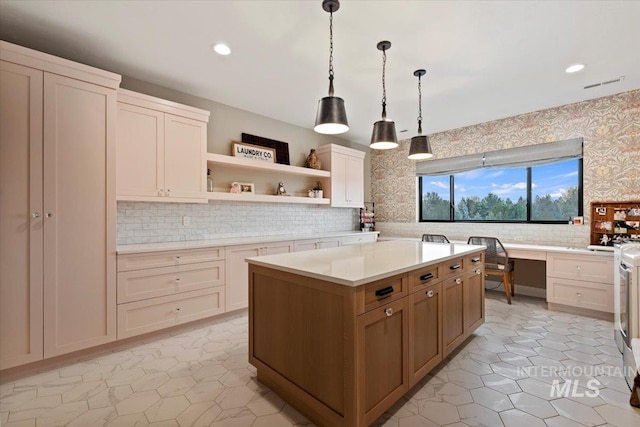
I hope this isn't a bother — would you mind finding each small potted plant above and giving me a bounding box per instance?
[313,181,323,199]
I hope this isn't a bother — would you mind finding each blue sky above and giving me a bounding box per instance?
[423,159,579,201]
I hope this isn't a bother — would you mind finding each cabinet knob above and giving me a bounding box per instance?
[426,290,434,298]
[45,212,53,218]
[175,256,181,263]
[31,212,41,218]
[577,265,581,271]
[475,269,482,275]
[175,307,181,313]
[158,189,164,196]
[576,293,582,298]
[175,278,181,283]
[455,278,462,284]
[384,308,393,317]
[166,189,171,196]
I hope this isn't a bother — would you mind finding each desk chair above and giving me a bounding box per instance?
[467,236,515,304]
[422,234,450,243]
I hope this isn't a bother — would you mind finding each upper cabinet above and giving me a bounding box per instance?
[316,144,365,208]
[116,89,210,203]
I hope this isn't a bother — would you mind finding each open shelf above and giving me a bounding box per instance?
[206,191,330,205]
[206,153,330,178]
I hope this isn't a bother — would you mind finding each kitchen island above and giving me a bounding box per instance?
[247,240,486,427]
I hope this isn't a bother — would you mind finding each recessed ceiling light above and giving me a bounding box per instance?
[565,64,585,73]
[213,43,231,56]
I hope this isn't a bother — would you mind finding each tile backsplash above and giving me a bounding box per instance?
[376,221,590,248]
[117,201,359,245]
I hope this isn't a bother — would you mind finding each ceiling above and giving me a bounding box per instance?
[1,1,639,146]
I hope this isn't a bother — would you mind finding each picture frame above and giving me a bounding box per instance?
[238,182,255,194]
[572,216,583,225]
[232,141,276,163]
[595,207,607,215]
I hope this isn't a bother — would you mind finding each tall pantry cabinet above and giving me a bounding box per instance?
[0,41,121,369]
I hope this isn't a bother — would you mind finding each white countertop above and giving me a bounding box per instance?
[116,231,380,254]
[378,236,613,257]
[246,240,485,287]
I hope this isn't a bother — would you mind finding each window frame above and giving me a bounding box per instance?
[418,158,583,224]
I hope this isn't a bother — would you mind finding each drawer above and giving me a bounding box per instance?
[464,252,484,270]
[546,277,613,313]
[117,287,225,339]
[117,261,224,303]
[341,233,378,246]
[361,274,408,314]
[117,247,225,272]
[547,253,613,284]
[408,264,440,292]
[438,257,464,280]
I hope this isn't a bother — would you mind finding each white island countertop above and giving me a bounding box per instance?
[246,240,485,287]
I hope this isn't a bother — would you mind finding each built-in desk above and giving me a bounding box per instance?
[379,237,614,318]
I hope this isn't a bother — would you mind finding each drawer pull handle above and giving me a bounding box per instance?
[426,290,434,298]
[455,278,462,284]
[449,264,461,270]
[471,257,481,263]
[420,272,434,282]
[384,308,393,317]
[375,286,394,298]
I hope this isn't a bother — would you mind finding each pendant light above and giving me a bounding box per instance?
[314,0,349,135]
[408,69,434,160]
[370,41,398,149]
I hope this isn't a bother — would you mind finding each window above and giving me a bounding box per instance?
[419,158,583,223]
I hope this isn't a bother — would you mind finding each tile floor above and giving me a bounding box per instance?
[1,292,640,427]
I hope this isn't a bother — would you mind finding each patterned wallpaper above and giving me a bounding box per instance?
[371,90,640,245]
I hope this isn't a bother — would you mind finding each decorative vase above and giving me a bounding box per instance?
[315,190,323,199]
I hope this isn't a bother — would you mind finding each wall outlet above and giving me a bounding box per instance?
[182,216,190,226]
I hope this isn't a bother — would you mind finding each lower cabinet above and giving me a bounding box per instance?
[356,298,409,426]
[116,247,225,339]
[225,241,293,311]
[294,237,341,252]
[249,249,484,427]
[408,282,442,387]
[340,233,378,246]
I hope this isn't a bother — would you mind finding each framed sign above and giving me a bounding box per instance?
[242,133,290,165]
[232,142,276,163]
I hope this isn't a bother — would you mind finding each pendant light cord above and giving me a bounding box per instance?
[327,7,335,96]
[381,48,387,120]
[417,73,423,135]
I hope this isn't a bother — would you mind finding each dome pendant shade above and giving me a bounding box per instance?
[408,135,433,160]
[314,96,349,134]
[370,119,398,150]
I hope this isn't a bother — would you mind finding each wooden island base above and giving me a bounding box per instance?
[248,247,484,427]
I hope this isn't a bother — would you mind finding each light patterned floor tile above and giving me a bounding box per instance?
[2,294,636,427]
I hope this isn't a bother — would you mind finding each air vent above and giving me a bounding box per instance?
[584,76,625,89]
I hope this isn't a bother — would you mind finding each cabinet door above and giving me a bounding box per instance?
[294,239,319,252]
[331,152,349,206]
[164,113,206,200]
[408,283,442,387]
[464,268,485,333]
[116,102,164,198]
[346,154,364,207]
[443,275,465,357]
[42,73,116,357]
[0,60,44,369]
[225,245,261,311]
[357,298,409,426]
